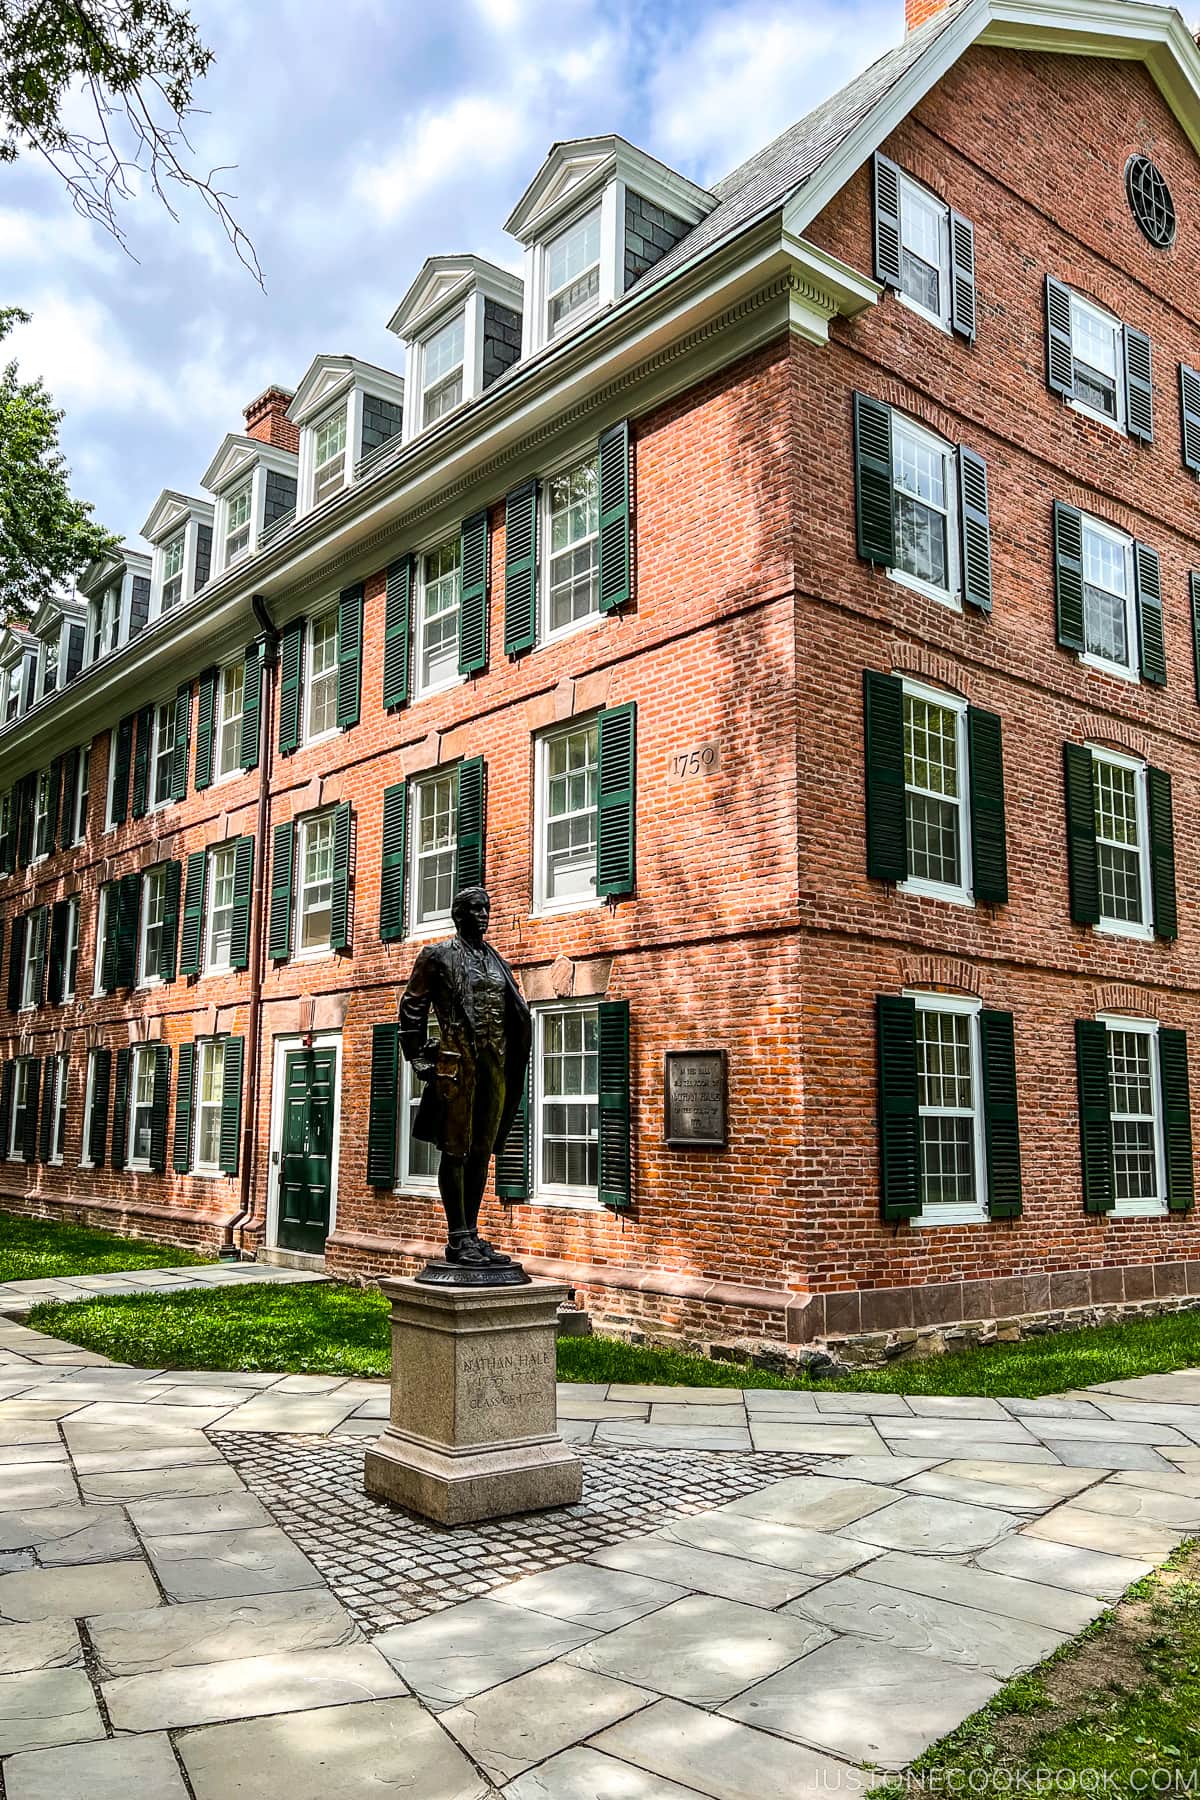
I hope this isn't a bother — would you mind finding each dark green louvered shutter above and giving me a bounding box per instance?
[100,888,120,995]
[872,152,902,288]
[59,746,79,850]
[219,1037,244,1177]
[47,900,68,1006]
[877,995,921,1220]
[110,715,133,826]
[6,915,23,1012]
[278,620,303,755]
[863,671,906,884]
[504,481,538,654]
[367,1023,399,1187]
[1192,572,1200,704]
[1148,766,1178,942]
[171,683,191,801]
[43,756,61,854]
[20,1060,39,1163]
[38,1055,57,1163]
[179,850,207,977]
[115,873,140,990]
[330,802,352,952]
[149,1043,171,1173]
[1063,743,1099,926]
[88,1049,110,1167]
[958,448,992,613]
[1159,1028,1194,1213]
[968,706,1008,906]
[458,511,489,676]
[1054,502,1086,653]
[1075,1019,1113,1213]
[380,784,407,942]
[29,908,46,1010]
[1135,542,1166,686]
[0,1063,12,1157]
[229,836,254,970]
[130,704,153,819]
[240,641,263,770]
[1180,364,1200,474]
[15,773,34,868]
[110,1046,131,1170]
[269,821,295,961]
[597,703,637,898]
[949,211,976,343]
[597,998,631,1209]
[195,668,217,790]
[854,393,895,566]
[337,584,363,729]
[159,859,181,982]
[382,557,412,710]
[598,421,632,613]
[495,1076,529,1201]
[980,1010,1022,1217]
[1046,276,1074,398]
[173,1042,195,1173]
[455,758,485,894]
[1124,326,1153,444]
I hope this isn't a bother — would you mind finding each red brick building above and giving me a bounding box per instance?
[4,0,1200,1356]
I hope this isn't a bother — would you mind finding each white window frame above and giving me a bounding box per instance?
[137,863,168,989]
[907,990,988,1228]
[1068,292,1126,435]
[40,632,60,701]
[193,1037,227,1177]
[303,605,341,746]
[63,896,80,1002]
[80,1051,101,1168]
[20,907,47,1012]
[71,749,89,846]
[531,999,602,1210]
[1079,516,1138,682]
[128,1044,157,1171]
[93,884,113,995]
[896,172,952,332]
[311,405,349,506]
[204,842,239,975]
[159,530,186,613]
[1090,745,1154,942]
[48,1054,68,1165]
[533,720,600,918]
[295,809,337,959]
[887,415,960,610]
[413,536,463,701]
[544,203,603,341]
[224,479,253,565]
[540,452,601,644]
[397,1054,440,1193]
[899,678,973,908]
[1098,1014,1167,1218]
[419,309,467,428]
[214,662,245,782]
[32,768,50,863]
[9,1057,36,1159]
[150,699,176,813]
[407,769,458,938]
[105,730,124,830]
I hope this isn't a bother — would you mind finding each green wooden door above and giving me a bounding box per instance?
[277,1048,336,1254]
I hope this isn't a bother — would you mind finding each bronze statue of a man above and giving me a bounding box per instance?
[399,887,531,1269]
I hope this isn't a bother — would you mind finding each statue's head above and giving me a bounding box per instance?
[451,886,491,937]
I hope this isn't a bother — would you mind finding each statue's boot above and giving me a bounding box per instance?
[445,1231,490,1266]
[472,1236,513,1266]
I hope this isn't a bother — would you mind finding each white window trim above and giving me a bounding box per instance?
[148,700,176,815]
[93,885,112,996]
[294,810,337,962]
[309,402,351,508]
[412,536,465,703]
[1097,1013,1167,1218]
[532,719,601,920]
[418,307,468,429]
[538,451,602,648]
[898,677,973,909]
[1067,292,1127,435]
[905,990,988,1228]
[48,1054,68,1166]
[20,908,46,1013]
[31,770,50,865]
[204,843,238,976]
[523,184,621,357]
[531,998,602,1211]
[265,1031,343,1252]
[63,896,80,1002]
[221,475,256,569]
[137,864,167,990]
[887,415,961,612]
[128,1044,156,1172]
[192,1037,227,1178]
[1078,517,1138,683]
[407,769,458,941]
[214,661,246,784]
[71,750,88,846]
[302,604,342,749]
[80,1052,99,1169]
[9,1058,36,1160]
[151,519,204,622]
[1090,744,1155,943]
[895,171,952,333]
[397,1056,440,1194]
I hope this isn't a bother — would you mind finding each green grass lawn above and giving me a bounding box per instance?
[23,1276,1200,1393]
[0,1211,212,1285]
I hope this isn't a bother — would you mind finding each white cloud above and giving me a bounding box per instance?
[5,294,171,418]
[352,94,535,223]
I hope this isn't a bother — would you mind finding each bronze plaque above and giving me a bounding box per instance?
[664,1050,727,1149]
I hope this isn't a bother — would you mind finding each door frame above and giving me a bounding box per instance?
[266,1031,343,1254]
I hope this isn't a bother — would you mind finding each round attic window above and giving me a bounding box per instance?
[1125,156,1176,248]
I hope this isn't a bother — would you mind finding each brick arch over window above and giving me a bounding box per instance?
[1057,487,1134,535]
[884,641,973,699]
[1093,983,1158,1018]
[899,955,985,998]
[870,381,960,448]
[1078,716,1152,761]
[895,143,950,203]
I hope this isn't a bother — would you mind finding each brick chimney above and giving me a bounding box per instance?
[243,386,299,455]
[906,0,948,29]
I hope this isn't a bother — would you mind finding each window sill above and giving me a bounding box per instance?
[1067,397,1127,438]
[887,568,962,613]
[530,1190,604,1212]
[896,292,953,336]
[294,945,334,964]
[899,878,975,910]
[137,977,164,992]
[413,672,466,705]
[531,894,601,921]
[1111,1199,1167,1219]
[1095,918,1155,944]
[192,1165,226,1181]
[1079,652,1139,685]
[395,1179,440,1197]
[408,918,453,941]
[203,963,235,979]
[913,1206,989,1228]
[128,1161,152,1173]
[539,609,604,651]
[301,726,341,753]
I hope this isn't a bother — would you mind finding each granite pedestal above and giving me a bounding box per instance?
[363,1277,583,1525]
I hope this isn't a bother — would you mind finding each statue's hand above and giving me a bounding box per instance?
[412,1046,437,1082]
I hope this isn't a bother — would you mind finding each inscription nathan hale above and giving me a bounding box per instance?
[664,1049,728,1148]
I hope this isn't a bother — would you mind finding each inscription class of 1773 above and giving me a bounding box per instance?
[664,1049,728,1148]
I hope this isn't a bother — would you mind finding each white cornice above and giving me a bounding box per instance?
[505,134,716,243]
[140,489,214,544]
[201,433,298,495]
[289,355,406,426]
[388,256,523,340]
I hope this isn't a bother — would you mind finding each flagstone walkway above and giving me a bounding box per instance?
[0,1260,327,1317]
[2,1302,1200,1799]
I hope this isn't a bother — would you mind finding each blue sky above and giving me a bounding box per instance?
[2,0,902,551]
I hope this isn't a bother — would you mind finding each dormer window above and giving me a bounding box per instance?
[225,481,252,564]
[546,206,601,338]
[161,533,185,611]
[142,494,214,619]
[97,582,119,658]
[290,355,405,518]
[41,637,59,699]
[391,257,523,441]
[4,666,20,723]
[422,313,466,426]
[202,430,300,573]
[312,409,348,504]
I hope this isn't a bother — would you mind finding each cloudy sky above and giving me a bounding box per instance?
[2,0,902,551]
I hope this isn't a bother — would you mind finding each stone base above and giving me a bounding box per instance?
[365,1429,582,1524]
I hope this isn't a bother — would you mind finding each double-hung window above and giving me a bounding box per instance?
[1103,1018,1166,1216]
[399,1035,440,1188]
[409,771,457,933]
[897,174,950,327]
[913,994,986,1225]
[21,907,47,1011]
[1068,294,1124,429]
[546,207,602,339]
[42,637,59,699]
[415,539,461,696]
[47,1054,68,1163]
[1080,519,1136,678]
[535,721,599,912]
[161,533,185,611]
[129,1045,156,1168]
[312,409,348,504]
[70,750,89,845]
[422,312,466,427]
[93,580,120,661]
[891,416,958,603]
[151,700,176,809]
[194,1039,226,1173]
[1092,749,1152,939]
[297,812,336,953]
[9,1059,37,1159]
[138,864,168,986]
[33,769,51,859]
[94,884,113,994]
[205,844,238,973]
[215,663,244,778]
[544,457,600,637]
[902,683,971,904]
[305,608,339,741]
[225,481,252,564]
[81,1051,103,1167]
[4,665,21,722]
[63,896,80,1001]
[534,1003,600,1203]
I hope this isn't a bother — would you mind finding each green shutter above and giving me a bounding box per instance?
[240,641,262,770]
[278,620,303,755]
[872,152,902,288]
[5,915,22,1012]
[1192,572,1200,704]
[195,668,217,790]
[1063,743,1100,926]
[1046,276,1075,398]
[0,1064,12,1158]
[110,1046,131,1170]
[876,994,922,1221]
[336,583,363,729]
[864,671,907,884]
[179,850,207,977]
[38,1055,57,1163]
[380,784,407,942]
[172,682,191,801]
[980,1010,1022,1218]
[949,211,976,343]
[59,746,79,851]
[455,758,485,894]
[1181,364,1200,474]
[458,510,489,676]
[173,1042,195,1172]
[598,421,632,613]
[968,706,1008,906]
[130,704,153,819]
[269,821,295,961]
[20,1060,40,1163]
[115,873,140,990]
[597,703,637,898]
[1054,502,1086,653]
[495,1075,529,1201]
[1124,325,1154,444]
[47,900,68,1006]
[382,557,412,710]
[29,907,46,1010]
[330,802,352,952]
[110,714,133,826]
[149,1043,171,1173]
[229,836,254,970]
[958,447,992,614]
[101,887,119,995]
[1135,541,1166,686]
[367,1023,399,1187]
[218,1037,244,1177]
[853,393,895,566]
[88,1049,110,1167]
[1159,1027,1195,1213]
[159,859,181,982]
[504,480,539,653]
[597,999,631,1209]
[1075,1019,1114,1213]
[1148,766,1178,941]
[43,755,60,854]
